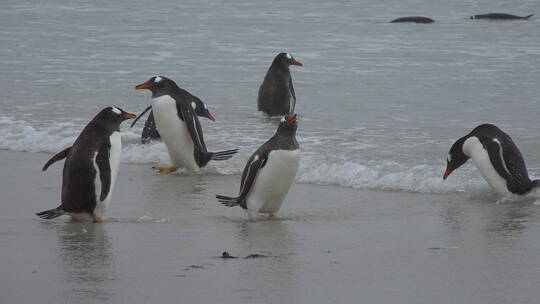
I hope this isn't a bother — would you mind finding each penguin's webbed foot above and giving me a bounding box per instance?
[152,166,179,174]
[91,215,109,223]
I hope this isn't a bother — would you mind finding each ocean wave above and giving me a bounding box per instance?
[0,115,504,194]
[297,155,489,194]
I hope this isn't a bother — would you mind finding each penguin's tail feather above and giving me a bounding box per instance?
[36,207,64,220]
[524,14,534,19]
[210,149,239,161]
[216,194,240,207]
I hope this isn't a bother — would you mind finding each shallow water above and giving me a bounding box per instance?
[1,0,540,194]
[1,151,540,304]
[2,0,540,303]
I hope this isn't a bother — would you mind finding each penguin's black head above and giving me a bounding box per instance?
[135,76,177,97]
[443,136,469,180]
[97,106,137,127]
[277,113,298,134]
[192,100,215,121]
[273,53,303,69]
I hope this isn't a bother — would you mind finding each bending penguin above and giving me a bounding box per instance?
[130,96,215,144]
[444,124,540,196]
[257,52,302,116]
[217,114,300,220]
[37,107,136,222]
[135,76,238,173]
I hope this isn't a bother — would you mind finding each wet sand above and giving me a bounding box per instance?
[1,150,540,304]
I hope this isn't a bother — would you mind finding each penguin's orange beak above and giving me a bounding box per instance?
[207,113,215,121]
[292,60,303,67]
[135,82,152,90]
[287,114,298,123]
[123,113,137,120]
[443,166,452,180]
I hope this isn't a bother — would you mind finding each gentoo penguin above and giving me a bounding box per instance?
[130,96,215,144]
[217,114,300,220]
[135,76,237,173]
[470,13,534,20]
[257,53,302,116]
[37,107,136,222]
[444,124,540,196]
[390,16,435,23]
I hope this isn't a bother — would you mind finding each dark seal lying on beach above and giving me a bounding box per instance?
[470,13,534,20]
[218,251,271,259]
[390,16,435,23]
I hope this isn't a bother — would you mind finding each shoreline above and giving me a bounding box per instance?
[1,149,540,304]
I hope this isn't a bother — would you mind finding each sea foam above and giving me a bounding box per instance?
[0,115,501,195]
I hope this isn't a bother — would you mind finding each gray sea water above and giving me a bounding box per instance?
[1,0,540,303]
[1,0,540,194]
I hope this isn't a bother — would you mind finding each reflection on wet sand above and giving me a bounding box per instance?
[233,220,298,302]
[53,222,115,302]
[440,197,539,242]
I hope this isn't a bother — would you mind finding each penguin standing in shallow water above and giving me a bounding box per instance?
[257,53,302,116]
[130,96,215,144]
[37,107,136,222]
[444,124,540,196]
[217,114,300,220]
[135,76,237,173]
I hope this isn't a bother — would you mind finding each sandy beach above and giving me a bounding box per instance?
[1,150,539,304]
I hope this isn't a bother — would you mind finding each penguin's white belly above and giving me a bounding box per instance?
[151,95,197,170]
[288,90,295,114]
[93,131,122,218]
[463,137,510,196]
[246,149,300,214]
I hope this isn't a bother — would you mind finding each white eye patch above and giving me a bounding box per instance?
[447,154,452,163]
[280,117,286,123]
[111,107,121,115]
[204,104,208,110]
[191,102,197,110]
[154,76,162,83]
[286,53,292,60]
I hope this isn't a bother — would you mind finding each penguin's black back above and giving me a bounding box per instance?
[470,124,535,194]
[60,117,115,214]
[257,61,293,116]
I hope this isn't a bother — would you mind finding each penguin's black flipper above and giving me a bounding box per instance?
[217,156,266,209]
[480,136,511,181]
[141,111,161,144]
[96,140,111,202]
[36,207,64,219]
[42,147,72,171]
[524,14,534,19]
[130,105,152,128]
[182,108,208,153]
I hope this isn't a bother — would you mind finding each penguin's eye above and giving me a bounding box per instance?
[280,117,286,123]
[286,53,292,60]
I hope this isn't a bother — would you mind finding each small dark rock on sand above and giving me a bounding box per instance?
[221,251,239,259]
